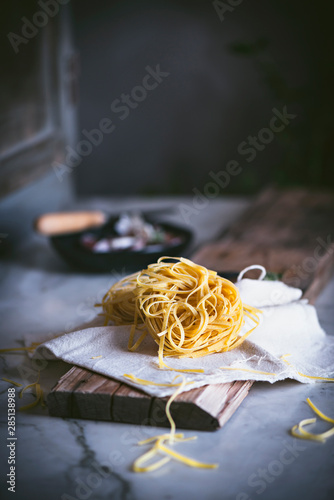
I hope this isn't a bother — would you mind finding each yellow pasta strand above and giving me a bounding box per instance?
[290,398,334,443]
[219,367,278,376]
[157,442,218,469]
[157,336,204,373]
[133,446,171,472]
[138,433,196,446]
[291,419,334,443]
[130,375,218,472]
[306,398,334,424]
[19,384,43,411]
[281,354,334,382]
[100,257,261,369]
[0,343,41,354]
[19,373,45,411]
[1,378,22,387]
[19,372,40,398]
[100,270,142,326]
[164,375,187,441]
[123,374,193,387]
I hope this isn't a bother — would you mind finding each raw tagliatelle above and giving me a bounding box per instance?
[99,257,261,368]
[131,375,218,472]
[291,398,334,443]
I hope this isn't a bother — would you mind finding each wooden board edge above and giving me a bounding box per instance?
[217,380,253,427]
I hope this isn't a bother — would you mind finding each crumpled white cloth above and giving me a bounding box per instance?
[35,277,334,397]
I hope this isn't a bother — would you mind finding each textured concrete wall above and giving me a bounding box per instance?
[71,0,329,195]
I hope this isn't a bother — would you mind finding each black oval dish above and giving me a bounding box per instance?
[50,218,193,273]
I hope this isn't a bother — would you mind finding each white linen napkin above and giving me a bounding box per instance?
[35,270,334,397]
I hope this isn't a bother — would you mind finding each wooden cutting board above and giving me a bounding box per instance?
[47,187,334,430]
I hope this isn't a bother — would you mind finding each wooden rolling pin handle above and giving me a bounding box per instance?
[35,211,107,236]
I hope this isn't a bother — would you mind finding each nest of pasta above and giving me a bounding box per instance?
[100,257,261,368]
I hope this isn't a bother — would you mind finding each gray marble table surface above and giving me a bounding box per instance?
[0,193,333,500]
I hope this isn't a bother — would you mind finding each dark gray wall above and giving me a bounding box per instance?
[71,0,333,196]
